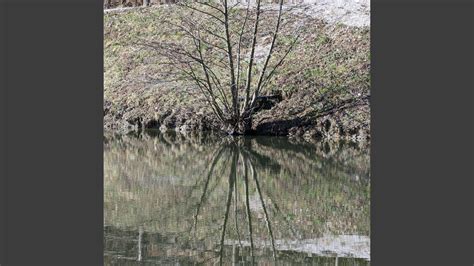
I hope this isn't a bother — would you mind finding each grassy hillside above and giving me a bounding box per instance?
[104,6,370,140]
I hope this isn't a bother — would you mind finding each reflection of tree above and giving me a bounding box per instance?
[191,146,226,234]
[104,132,370,264]
[188,138,280,265]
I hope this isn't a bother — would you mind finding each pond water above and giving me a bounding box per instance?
[104,131,370,265]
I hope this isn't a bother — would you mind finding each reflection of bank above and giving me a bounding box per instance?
[104,226,369,265]
[190,140,370,264]
[104,133,370,265]
[104,226,219,264]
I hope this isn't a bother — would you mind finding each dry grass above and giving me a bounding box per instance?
[104,6,370,139]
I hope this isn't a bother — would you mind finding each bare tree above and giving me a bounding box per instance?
[149,0,301,135]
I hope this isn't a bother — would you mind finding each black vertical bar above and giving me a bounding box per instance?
[371,1,474,265]
[0,0,7,263]
[4,1,103,265]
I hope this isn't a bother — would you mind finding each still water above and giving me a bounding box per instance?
[104,131,370,265]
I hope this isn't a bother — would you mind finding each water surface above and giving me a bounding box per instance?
[104,131,370,265]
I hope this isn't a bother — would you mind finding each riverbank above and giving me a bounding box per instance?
[104,5,370,141]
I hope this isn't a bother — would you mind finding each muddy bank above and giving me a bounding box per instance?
[104,94,369,141]
[104,6,370,141]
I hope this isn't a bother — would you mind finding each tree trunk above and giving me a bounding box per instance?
[224,114,252,135]
[237,115,252,135]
